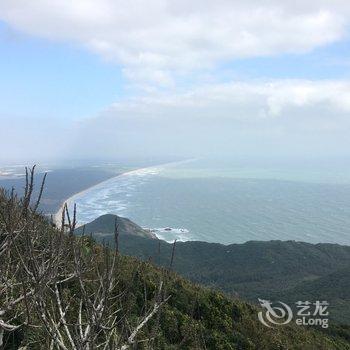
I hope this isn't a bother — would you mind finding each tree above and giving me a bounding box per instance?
[0,167,169,349]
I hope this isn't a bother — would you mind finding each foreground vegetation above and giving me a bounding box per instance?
[1,168,349,349]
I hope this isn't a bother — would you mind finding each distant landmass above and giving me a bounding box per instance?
[0,168,116,213]
[79,214,350,324]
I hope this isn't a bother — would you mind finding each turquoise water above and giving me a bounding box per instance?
[70,158,350,245]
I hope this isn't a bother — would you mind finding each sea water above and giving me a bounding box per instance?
[69,158,350,245]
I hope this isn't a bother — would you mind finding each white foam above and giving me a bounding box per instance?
[152,228,189,234]
[153,232,192,243]
[65,162,173,225]
[62,159,197,230]
[148,228,191,243]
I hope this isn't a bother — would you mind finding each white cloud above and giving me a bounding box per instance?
[2,78,350,160]
[105,79,350,120]
[0,0,349,85]
[66,78,350,157]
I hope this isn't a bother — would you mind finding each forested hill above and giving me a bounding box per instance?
[117,235,350,324]
[77,215,350,324]
[74,213,156,239]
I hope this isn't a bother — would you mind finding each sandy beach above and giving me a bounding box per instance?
[53,159,195,227]
[53,165,163,227]
[53,168,136,227]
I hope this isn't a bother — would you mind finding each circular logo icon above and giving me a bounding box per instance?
[258,298,293,327]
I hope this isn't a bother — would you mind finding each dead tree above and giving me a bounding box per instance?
[0,167,169,349]
[0,166,66,346]
[36,210,169,349]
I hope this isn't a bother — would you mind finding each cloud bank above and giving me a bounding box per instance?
[1,1,350,160]
[70,79,350,158]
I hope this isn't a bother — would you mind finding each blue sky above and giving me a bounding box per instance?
[0,22,125,121]
[1,1,350,161]
[1,20,349,121]
[221,41,350,80]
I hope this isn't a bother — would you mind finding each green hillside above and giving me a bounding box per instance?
[1,181,350,348]
[120,236,350,324]
[78,217,350,324]
[270,267,350,325]
[74,213,156,239]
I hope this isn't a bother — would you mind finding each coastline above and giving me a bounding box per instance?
[53,159,195,227]
[53,167,141,227]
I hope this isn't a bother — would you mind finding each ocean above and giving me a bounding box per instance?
[68,158,350,245]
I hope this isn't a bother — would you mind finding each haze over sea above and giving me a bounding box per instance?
[69,158,350,245]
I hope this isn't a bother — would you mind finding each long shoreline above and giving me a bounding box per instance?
[53,167,147,226]
[53,159,196,227]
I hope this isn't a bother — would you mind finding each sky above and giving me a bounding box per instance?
[1,0,350,163]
